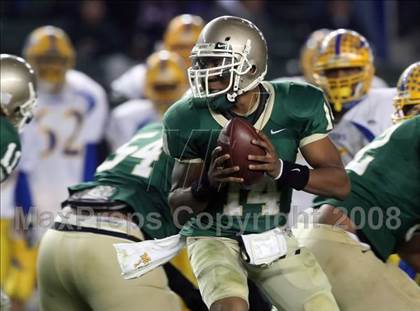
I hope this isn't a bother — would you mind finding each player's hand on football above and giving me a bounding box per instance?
[208,146,244,188]
[248,132,282,178]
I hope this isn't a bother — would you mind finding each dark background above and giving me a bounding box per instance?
[2,0,419,90]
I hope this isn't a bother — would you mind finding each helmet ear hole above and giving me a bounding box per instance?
[250,65,257,75]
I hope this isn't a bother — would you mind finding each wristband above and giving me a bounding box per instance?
[276,160,310,190]
[190,174,217,201]
[274,159,284,180]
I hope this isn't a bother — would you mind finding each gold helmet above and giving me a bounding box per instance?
[314,29,374,112]
[144,50,188,113]
[163,14,204,66]
[23,26,75,92]
[300,29,331,84]
[392,62,420,123]
[0,54,37,131]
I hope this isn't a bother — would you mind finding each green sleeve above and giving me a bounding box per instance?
[288,83,334,147]
[162,98,203,163]
[270,82,334,148]
[0,117,21,182]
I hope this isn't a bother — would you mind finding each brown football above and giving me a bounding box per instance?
[217,117,266,186]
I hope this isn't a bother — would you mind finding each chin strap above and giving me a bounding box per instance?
[228,39,252,102]
[206,93,236,113]
[226,92,238,102]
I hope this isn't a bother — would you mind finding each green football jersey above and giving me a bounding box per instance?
[0,116,21,183]
[318,116,420,260]
[163,81,334,236]
[69,123,177,239]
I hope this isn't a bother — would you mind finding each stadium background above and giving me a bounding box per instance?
[2,0,419,95]
[1,1,419,311]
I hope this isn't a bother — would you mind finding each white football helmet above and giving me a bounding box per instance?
[0,54,37,130]
[188,16,267,102]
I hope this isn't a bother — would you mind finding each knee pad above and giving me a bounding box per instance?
[304,292,339,311]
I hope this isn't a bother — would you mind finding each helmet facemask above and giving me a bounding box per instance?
[0,54,38,132]
[392,62,420,123]
[33,53,71,92]
[148,80,187,112]
[314,65,374,112]
[1,82,37,131]
[313,29,375,113]
[392,94,420,123]
[144,50,188,113]
[188,41,260,102]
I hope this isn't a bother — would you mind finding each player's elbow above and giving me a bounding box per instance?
[168,188,195,226]
[168,189,181,215]
[334,172,351,200]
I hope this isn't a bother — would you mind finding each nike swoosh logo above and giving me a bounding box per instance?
[270,128,287,135]
[291,168,300,172]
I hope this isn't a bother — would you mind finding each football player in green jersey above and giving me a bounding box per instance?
[294,62,420,311]
[164,16,350,311]
[37,123,187,311]
[0,54,37,182]
[36,51,193,311]
[36,47,271,311]
[0,54,37,311]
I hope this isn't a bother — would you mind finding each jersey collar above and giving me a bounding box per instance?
[208,81,275,130]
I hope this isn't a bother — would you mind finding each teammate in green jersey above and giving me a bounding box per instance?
[36,50,193,311]
[0,54,37,182]
[0,116,22,183]
[294,62,420,311]
[37,123,190,311]
[164,16,350,311]
[68,123,177,237]
[0,54,37,311]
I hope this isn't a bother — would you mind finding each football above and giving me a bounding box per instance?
[217,117,266,186]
